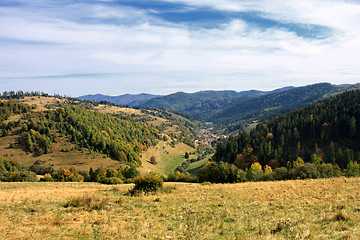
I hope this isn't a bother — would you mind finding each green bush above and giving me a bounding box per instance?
[289,163,320,179]
[198,162,246,183]
[100,177,123,185]
[319,163,342,178]
[131,174,163,194]
[167,171,196,182]
[273,167,289,180]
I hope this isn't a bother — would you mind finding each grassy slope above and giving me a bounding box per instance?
[0,177,359,239]
[139,140,195,176]
[186,157,209,176]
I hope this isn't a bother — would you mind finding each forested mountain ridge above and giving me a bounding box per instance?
[213,89,360,171]
[78,93,161,107]
[140,88,295,119]
[211,83,344,133]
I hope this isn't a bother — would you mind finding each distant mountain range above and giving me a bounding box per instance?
[78,83,360,133]
[78,93,161,107]
[141,87,295,119]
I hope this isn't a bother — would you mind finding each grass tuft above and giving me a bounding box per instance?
[64,194,111,211]
[333,211,350,221]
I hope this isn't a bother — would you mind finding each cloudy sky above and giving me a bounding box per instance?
[1,0,360,96]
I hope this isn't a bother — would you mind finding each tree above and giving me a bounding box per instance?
[246,162,263,181]
[350,116,357,138]
[150,156,157,165]
[185,152,189,159]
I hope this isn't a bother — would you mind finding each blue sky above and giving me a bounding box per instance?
[0,0,360,96]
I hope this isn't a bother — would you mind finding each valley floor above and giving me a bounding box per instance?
[0,177,359,239]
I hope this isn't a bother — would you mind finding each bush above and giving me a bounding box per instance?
[289,163,320,179]
[7,170,38,182]
[149,156,157,165]
[346,161,360,177]
[273,167,289,180]
[131,174,163,194]
[198,162,246,183]
[100,177,123,185]
[40,173,54,182]
[167,171,196,182]
[319,163,342,178]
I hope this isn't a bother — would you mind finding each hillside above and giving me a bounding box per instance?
[78,93,161,107]
[213,89,360,172]
[0,94,204,174]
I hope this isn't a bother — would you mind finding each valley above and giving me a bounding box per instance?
[0,83,360,182]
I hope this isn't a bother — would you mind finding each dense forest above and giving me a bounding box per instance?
[210,83,343,133]
[204,90,360,182]
[21,105,160,165]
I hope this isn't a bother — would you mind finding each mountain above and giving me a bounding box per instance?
[210,83,342,131]
[141,88,295,119]
[213,89,360,171]
[78,93,161,107]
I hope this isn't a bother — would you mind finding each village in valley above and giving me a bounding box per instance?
[195,123,227,147]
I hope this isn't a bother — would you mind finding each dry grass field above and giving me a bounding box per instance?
[0,177,359,239]
[19,96,67,112]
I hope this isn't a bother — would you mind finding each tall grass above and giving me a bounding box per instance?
[0,178,359,239]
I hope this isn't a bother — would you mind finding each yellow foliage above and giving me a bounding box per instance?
[293,157,305,168]
[264,165,272,173]
[250,162,262,171]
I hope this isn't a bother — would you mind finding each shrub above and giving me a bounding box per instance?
[41,173,54,182]
[131,174,163,194]
[246,162,263,181]
[198,162,246,183]
[7,170,38,182]
[289,163,320,179]
[149,156,157,165]
[346,161,360,177]
[319,163,342,178]
[121,166,140,179]
[100,177,123,185]
[273,167,289,180]
[167,171,196,182]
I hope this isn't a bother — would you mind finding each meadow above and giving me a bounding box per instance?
[0,177,359,239]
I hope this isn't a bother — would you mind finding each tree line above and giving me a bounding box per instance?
[203,90,360,182]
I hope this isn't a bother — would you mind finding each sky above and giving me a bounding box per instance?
[0,0,360,96]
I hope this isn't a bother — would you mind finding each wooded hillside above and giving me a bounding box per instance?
[213,89,360,170]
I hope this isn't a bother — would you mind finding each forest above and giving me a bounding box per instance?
[22,105,160,165]
[204,89,360,182]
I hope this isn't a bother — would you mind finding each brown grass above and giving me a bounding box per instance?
[19,96,67,111]
[0,178,359,239]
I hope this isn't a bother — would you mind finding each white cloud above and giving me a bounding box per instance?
[0,0,360,95]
